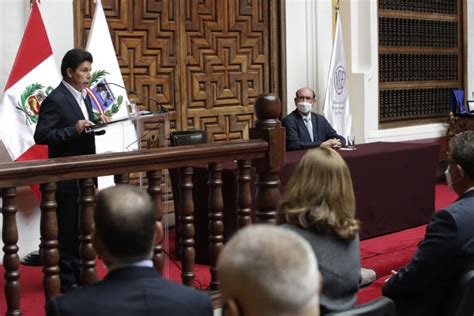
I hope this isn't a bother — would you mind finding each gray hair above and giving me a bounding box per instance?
[218,224,320,315]
[449,131,474,180]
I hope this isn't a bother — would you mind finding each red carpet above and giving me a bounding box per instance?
[0,184,457,315]
[357,183,457,304]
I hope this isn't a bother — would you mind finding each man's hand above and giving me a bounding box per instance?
[99,114,111,123]
[75,120,95,135]
[321,138,342,149]
[384,270,398,283]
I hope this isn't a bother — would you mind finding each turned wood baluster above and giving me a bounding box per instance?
[249,94,286,224]
[208,162,224,290]
[113,173,130,185]
[147,170,164,274]
[40,182,60,299]
[254,172,280,223]
[236,159,252,227]
[2,187,21,316]
[78,178,97,285]
[178,166,195,286]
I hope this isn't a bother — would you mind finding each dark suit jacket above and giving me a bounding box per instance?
[34,82,96,159]
[282,110,346,151]
[34,82,97,194]
[382,189,474,316]
[46,266,214,316]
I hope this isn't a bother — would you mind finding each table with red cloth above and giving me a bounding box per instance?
[171,141,440,263]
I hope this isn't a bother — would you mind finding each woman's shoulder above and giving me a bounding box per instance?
[281,223,359,247]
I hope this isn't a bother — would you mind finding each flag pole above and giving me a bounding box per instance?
[30,0,41,8]
[332,0,340,34]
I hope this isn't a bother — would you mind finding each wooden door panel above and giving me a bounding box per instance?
[75,0,285,141]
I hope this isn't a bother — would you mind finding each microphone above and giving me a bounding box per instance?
[102,82,167,113]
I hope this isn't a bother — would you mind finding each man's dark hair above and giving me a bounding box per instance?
[449,131,474,180]
[94,185,156,260]
[60,48,93,78]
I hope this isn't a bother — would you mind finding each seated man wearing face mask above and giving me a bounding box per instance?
[282,87,345,151]
[383,131,474,316]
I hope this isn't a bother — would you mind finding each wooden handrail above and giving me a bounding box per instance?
[0,140,268,187]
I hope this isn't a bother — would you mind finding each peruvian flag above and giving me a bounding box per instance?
[0,0,60,163]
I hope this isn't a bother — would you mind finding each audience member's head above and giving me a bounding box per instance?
[218,224,321,316]
[278,146,359,240]
[92,185,162,266]
[446,131,474,194]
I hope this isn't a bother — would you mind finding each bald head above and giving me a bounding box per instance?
[94,185,156,263]
[218,225,320,316]
[295,87,316,100]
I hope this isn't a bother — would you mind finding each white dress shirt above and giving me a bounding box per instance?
[62,80,90,120]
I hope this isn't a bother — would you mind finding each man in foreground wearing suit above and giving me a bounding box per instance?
[34,48,103,292]
[218,224,321,316]
[46,185,213,316]
[383,131,474,316]
[282,87,345,151]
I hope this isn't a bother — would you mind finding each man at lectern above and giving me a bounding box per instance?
[34,48,103,292]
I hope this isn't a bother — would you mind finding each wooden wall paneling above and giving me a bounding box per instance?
[75,0,179,130]
[75,0,286,142]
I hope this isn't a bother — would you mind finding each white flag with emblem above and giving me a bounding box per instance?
[85,0,137,156]
[86,0,138,188]
[323,11,352,140]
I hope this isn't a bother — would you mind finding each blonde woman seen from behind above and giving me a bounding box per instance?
[278,147,361,314]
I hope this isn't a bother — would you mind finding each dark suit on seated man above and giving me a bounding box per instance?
[382,131,474,316]
[282,87,345,151]
[46,185,213,316]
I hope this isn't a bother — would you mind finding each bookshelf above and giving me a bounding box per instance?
[378,0,463,128]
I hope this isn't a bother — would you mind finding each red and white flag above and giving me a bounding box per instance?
[0,0,61,163]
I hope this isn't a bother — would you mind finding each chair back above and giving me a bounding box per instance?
[324,296,395,316]
[170,130,207,146]
[444,269,474,316]
[451,89,467,115]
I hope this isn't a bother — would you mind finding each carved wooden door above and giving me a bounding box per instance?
[74,0,286,142]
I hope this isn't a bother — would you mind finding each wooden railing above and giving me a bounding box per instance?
[0,94,285,315]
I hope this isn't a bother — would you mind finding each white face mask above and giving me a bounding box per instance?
[445,167,454,191]
[297,101,312,114]
[445,165,461,191]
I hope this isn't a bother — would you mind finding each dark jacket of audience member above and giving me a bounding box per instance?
[383,131,474,316]
[46,185,213,316]
[278,147,361,313]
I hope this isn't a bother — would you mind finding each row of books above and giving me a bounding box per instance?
[379,18,458,48]
[379,0,457,15]
[379,54,458,82]
[379,88,455,121]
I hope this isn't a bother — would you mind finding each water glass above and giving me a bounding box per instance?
[127,99,138,117]
[347,136,356,150]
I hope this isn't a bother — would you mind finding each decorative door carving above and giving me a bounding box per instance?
[74,0,286,141]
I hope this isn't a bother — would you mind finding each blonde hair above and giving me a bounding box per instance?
[278,147,360,240]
